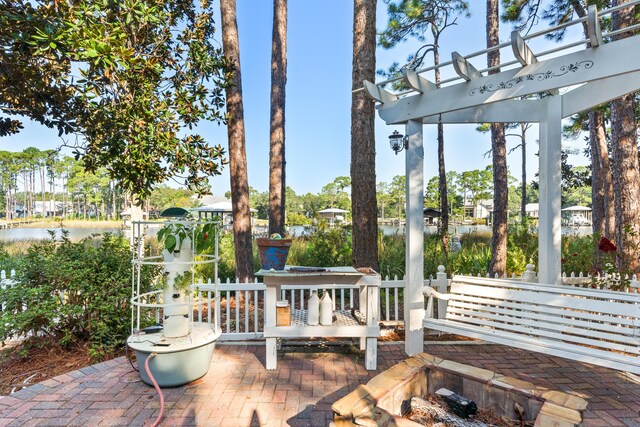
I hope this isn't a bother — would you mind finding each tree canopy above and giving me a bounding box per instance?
[1,0,231,199]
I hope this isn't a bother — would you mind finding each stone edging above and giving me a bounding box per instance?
[331,352,588,427]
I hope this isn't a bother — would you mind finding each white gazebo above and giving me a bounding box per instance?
[364,4,640,355]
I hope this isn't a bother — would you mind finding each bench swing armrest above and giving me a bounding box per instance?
[423,286,450,319]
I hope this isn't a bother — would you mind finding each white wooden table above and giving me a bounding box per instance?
[257,266,380,370]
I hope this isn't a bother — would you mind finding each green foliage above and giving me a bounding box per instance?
[0,232,159,359]
[378,234,406,278]
[195,232,237,283]
[286,212,310,226]
[508,217,538,267]
[561,234,597,274]
[1,0,231,199]
[149,185,197,214]
[0,243,17,272]
[288,227,353,267]
[157,221,219,254]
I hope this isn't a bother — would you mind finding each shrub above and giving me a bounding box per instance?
[288,226,352,267]
[0,231,159,360]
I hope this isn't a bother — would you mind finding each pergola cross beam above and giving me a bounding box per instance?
[376,34,640,125]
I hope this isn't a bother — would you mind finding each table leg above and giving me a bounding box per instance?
[365,337,377,370]
[359,285,367,350]
[266,338,278,370]
[265,282,277,370]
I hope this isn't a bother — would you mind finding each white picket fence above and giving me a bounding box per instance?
[2,266,638,342]
[193,276,409,341]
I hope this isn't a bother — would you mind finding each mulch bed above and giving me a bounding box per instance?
[0,337,96,395]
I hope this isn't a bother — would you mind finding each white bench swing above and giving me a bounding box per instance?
[423,276,640,375]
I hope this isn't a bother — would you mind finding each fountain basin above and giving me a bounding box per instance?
[127,322,221,387]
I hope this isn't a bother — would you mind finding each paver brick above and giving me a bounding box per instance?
[0,343,637,426]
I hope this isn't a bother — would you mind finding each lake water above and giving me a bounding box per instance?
[0,227,123,241]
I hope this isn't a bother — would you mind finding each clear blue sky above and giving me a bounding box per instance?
[3,1,588,196]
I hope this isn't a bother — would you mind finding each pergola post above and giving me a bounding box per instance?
[538,95,563,284]
[404,119,424,356]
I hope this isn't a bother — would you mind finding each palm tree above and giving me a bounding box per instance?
[220,0,254,280]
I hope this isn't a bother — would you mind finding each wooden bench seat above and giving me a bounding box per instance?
[423,275,640,374]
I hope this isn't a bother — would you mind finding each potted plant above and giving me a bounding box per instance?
[256,233,292,270]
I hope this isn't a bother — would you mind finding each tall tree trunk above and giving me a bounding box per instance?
[589,110,615,239]
[111,180,116,220]
[350,0,379,271]
[23,173,27,219]
[520,123,527,219]
[221,0,254,281]
[50,173,55,217]
[41,165,46,217]
[569,0,616,246]
[434,45,449,254]
[487,0,508,276]
[268,0,287,237]
[610,0,640,273]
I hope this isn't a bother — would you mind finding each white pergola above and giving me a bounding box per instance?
[364,3,640,355]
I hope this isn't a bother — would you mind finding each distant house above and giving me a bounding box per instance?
[561,206,592,226]
[423,208,441,225]
[525,203,539,218]
[464,199,493,219]
[318,208,349,226]
[192,196,257,231]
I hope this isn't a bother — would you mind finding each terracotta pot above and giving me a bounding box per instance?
[256,238,292,270]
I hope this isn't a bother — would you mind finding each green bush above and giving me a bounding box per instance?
[288,226,352,267]
[561,234,607,275]
[0,232,159,360]
[378,234,406,279]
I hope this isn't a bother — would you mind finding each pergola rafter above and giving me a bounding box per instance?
[363,3,640,356]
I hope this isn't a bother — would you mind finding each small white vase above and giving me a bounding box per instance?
[320,292,333,326]
[307,290,320,326]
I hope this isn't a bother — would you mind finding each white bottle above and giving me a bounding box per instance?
[307,290,320,326]
[320,292,333,326]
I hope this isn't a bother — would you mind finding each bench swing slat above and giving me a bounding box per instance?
[457,276,640,303]
[445,308,640,354]
[447,299,640,340]
[449,283,639,318]
[447,296,638,329]
[423,317,640,374]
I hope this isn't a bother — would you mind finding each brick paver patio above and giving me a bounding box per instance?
[0,342,639,426]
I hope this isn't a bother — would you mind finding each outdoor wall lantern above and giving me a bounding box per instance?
[388,130,408,155]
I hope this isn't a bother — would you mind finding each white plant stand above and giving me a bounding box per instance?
[258,266,380,370]
[128,219,222,387]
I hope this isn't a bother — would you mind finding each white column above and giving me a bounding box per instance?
[404,119,425,355]
[538,96,562,284]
